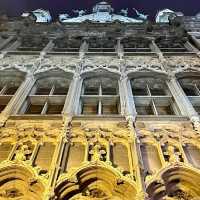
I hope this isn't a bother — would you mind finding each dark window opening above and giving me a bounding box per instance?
[150,88,166,96]
[35,87,51,95]
[25,104,44,114]
[182,87,198,96]
[156,105,174,115]
[102,87,117,95]
[132,88,147,96]
[46,104,63,114]
[136,105,154,115]
[4,87,18,95]
[84,87,99,95]
[82,104,98,115]
[102,104,118,115]
[53,87,68,95]
[0,105,6,112]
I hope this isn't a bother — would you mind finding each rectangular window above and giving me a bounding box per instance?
[19,78,70,115]
[46,104,63,114]
[82,104,98,115]
[136,105,154,115]
[25,104,44,114]
[132,78,180,116]
[102,104,118,115]
[81,78,120,116]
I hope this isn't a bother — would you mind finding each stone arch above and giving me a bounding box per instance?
[126,63,168,77]
[0,68,27,78]
[176,72,200,80]
[0,69,26,88]
[81,67,120,80]
[146,165,200,200]
[0,165,45,200]
[55,165,137,200]
[34,68,74,81]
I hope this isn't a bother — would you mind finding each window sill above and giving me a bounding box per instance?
[136,115,189,121]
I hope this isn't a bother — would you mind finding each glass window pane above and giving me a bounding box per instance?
[84,87,99,95]
[82,104,98,115]
[53,87,68,95]
[156,105,174,115]
[25,104,43,114]
[46,104,63,114]
[102,104,118,115]
[136,106,154,115]
[35,87,51,95]
[4,87,18,95]
[150,88,166,96]
[132,88,147,96]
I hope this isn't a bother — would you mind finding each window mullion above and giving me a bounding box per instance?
[152,99,158,115]
[41,101,48,115]
[49,85,55,95]
[0,84,7,95]
[99,83,102,96]
[146,84,151,96]
[98,100,102,115]
[194,84,200,96]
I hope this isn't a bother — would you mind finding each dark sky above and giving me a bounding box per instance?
[0,0,199,20]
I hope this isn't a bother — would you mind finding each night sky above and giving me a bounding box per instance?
[0,0,199,20]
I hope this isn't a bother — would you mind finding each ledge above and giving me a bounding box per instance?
[136,115,189,121]
[72,115,126,121]
[9,114,63,120]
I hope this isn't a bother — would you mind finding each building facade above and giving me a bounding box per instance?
[0,2,200,200]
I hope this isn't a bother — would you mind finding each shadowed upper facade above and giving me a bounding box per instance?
[0,2,200,200]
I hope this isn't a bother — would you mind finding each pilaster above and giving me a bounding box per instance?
[149,39,163,59]
[0,36,15,50]
[116,38,124,59]
[79,39,88,59]
[167,76,199,120]
[63,72,83,116]
[119,72,137,119]
[189,34,200,50]
[0,73,36,124]
[40,40,55,58]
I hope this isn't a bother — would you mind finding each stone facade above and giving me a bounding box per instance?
[0,3,200,200]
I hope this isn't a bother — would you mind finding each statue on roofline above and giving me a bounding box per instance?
[120,8,128,17]
[73,9,86,17]
[133,8,148,20]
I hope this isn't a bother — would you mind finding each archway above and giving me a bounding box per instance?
[0,165,44,200]
[146,165,200,200]
[55,165,137,200]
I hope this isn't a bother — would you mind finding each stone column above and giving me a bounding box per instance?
[116,38,124,59]
[63,73,83,115]
[0,36,15,50]
[4,39,21,51]
[189,34,200,50]
[79,39,88,59]
[119,74,137,119]
[40,39,55,58]
[167,75,199,120]
[0,73,36,124]
[149,39,163,59]
[184,41,199,53]
[0,39,21,58]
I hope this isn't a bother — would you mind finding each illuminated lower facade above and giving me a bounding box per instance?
[0,3,200,199]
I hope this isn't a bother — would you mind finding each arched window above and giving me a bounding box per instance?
[131,77,180,115]
[79,76,120,115]
[0,71,24,113]
[19,76,71,114]
[179,76,200,114]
